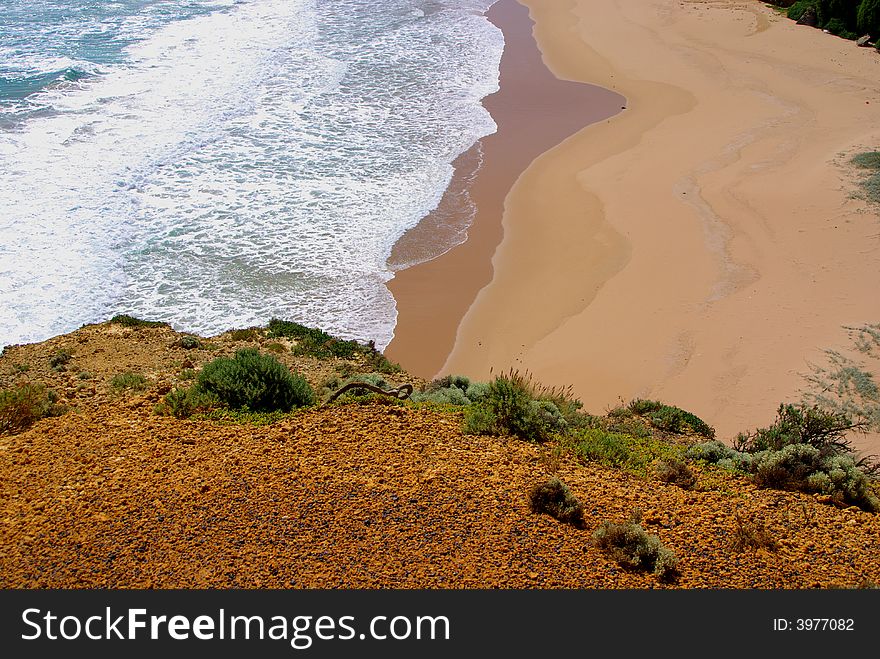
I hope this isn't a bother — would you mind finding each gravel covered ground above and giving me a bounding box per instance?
[1,323,878,588]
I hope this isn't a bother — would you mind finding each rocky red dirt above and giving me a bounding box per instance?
[1,322,878,588]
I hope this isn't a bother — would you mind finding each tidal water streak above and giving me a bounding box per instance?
[0,0,503,349]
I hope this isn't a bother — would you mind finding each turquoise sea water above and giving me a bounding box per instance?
[0,0,502,348]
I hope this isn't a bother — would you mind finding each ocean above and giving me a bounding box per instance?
[0,0,503,350]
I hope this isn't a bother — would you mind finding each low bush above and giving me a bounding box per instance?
[687,440,755,472]
[592,513,678,582]
[528,477,584,528]
[110,314,167,328]
[0,383,63,434]
[787,0,816,21]
[753,446,879,511]
[228,328,259,341]
[197,349,314,412]
[653,457,697,489]
[852,151,880,170]
[730,513,779,553]
[157,386,219,419]
[110,372,148,393]
[625,399,714,438]
[463,374,567,442]
[571,428,685,474]
[177,335,201,350]
[733,403,863,456]
[266,318,360,359]
[265,342,286,353]
[691,429,879,512]
[49,349,72,372]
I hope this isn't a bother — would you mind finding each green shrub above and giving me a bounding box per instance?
[465,381,490,403]
[177,335,201,350]
[12,363,30,374]
[479,373,566,442]
[788,0,817,21]
[110,372,148,393]
[197,349,314,412]
[110,314,167,328]
[228,328,259,341]
[734,403,862,456]
[265,342,286,353]
[571,428,684,474]
[266,318,360,359]
[49,349,72,371]
[627,399,663,415]
[593,514,678,581]
[654,458,696,489]
[365,350,402,374]
[852,151,880,170]
[528,477,584,527]
[625,399,714,438]
[462,404,498,435]
[158,387,219,419]
[824,16,858,36]
[0,383,63,433]
[753,445,879,511]
[858,0,880,36]
[411,386,472,406]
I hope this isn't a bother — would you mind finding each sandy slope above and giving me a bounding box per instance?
[442,0,880,447]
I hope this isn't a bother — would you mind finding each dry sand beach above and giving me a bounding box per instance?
[389,0,880,450]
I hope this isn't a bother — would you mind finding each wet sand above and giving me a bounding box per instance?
[383,0,624,378]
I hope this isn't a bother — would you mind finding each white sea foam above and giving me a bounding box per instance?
[0,0,502,349]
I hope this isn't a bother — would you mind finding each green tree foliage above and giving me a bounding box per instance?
[858,0,880,35]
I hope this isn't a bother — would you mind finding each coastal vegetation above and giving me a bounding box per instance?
[1,317,878,588]
[190,348,314,413]
[528,477,585,528]
[771,1,880,40]
[592,511,679,582]
[851,151,880,203]
[0,382,63,434]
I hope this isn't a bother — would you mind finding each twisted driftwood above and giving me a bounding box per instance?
[325,381,414,404]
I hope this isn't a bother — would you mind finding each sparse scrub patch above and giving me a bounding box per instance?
[592,512,678,581]
[695,406,879,512]
[110,314,167,328]
[462,371,569,443]
[570,428,686,474]
[178,368,196,381]
[0,383,64,434]
[730,512,779,553]
[228,328,259,341]
[156,387,218,419]
[265,342,286,353]
[110,372,148,394]
[528,477,584,527]
[851,151,880,204]
[49,349,72,372]
[733,403,864,456]
[12,363,30,374]
[653,457,697,489]
[177,335,201,350]
[266,318,360,359]
[625,399,714,438]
